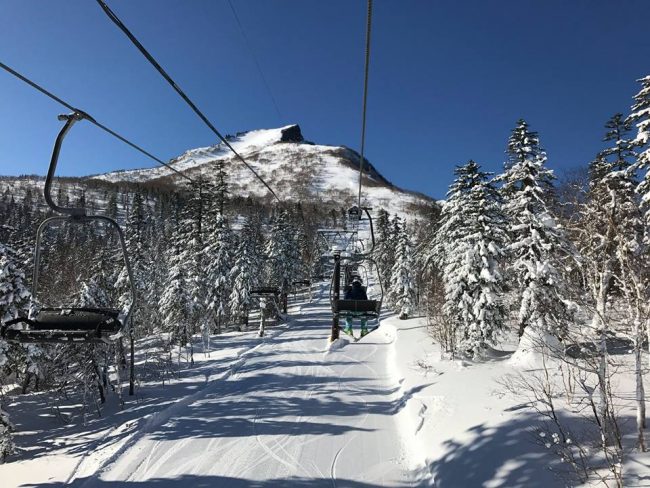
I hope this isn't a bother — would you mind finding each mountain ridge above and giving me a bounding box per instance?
[91,124,435,218]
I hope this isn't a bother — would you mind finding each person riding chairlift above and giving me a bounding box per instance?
[343,276,369,337]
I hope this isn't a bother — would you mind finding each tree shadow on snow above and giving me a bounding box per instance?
[7,305,405,471]
[429,414,568,488]
[29,474,414,488]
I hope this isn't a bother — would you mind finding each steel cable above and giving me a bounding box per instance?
[96,0,281,203]
[0,60,194,182]
[356,0,373,209]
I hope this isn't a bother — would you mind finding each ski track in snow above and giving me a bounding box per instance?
[66,289,414,487]
[69,325,289,487]
[329,344,376,487]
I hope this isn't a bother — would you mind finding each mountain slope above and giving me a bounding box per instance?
[92,124,434,218]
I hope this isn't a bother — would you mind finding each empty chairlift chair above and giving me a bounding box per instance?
[1,112,135,344]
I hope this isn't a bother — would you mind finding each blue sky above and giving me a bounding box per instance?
[1,0,649,199]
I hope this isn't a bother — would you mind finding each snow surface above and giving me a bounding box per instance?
[3,284,646,487]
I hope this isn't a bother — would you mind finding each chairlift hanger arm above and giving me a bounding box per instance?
[45,113,88,217]
[346,206,376,257]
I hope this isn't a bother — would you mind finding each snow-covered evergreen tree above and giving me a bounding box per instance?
[374,209,395,289]
[265,210,299,289]
[0,406,14,462]
[465,172,508,353]
[577,113,643,446]
[229,218,262,329]
[0,242,30,325]
[432,161,507,357]
[77,273,111,308]
[0,242,30,462]
[213,160,229,218]
[389,218,416,319]
[626,76,650,448]
[159,199,196,357]
[0,242,30,363]
[115,192,151,335]
[205,214,234,335]
[580,114,639,333]
[184,180,209,337]
[499,120,572,354]
[629,75,650,237]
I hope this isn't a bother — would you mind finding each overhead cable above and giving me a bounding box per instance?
[0,60,194,182]
[356,0,373,209]
[226,0,283,123]
[96,0,281,203]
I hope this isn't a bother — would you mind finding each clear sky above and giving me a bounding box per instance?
[1,0,649,199]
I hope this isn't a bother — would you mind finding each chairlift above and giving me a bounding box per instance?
[0,113,136,344]
[249,286,285,337]
[331,257,383,321]
[328,206,384,341]
[347,205,361,221]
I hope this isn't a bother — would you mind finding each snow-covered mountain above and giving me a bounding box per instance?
[92,124,435,218]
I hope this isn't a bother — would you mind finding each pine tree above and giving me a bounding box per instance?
[115,192,151,336]
[629,75,650,236]
[265,210,299,289]
[0,242,31,325]
[466,172,508,353]
[500,120,572,354]
[0,242,31,364]
[159,198,196,361]
[214,160,229,219]
[229,218,262,329]
[428,163,477,355]
[581,114,639,333]
[389,218,416,319]
[0,406,13,462]
[205,214,234,335]
[626,76,650,449]
[432,161,507,357]
[184,180,209,336]
[374,209,394,289]
[578,113,643,446]
[0,241,30,462]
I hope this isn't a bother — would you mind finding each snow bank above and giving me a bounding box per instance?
[324,336,350,353]
[508,326,561,369]
[382,315,560,487]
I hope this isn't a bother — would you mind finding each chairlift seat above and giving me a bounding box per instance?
[334,299,380,317]
[1,307,122,343]
[250,287,281,296]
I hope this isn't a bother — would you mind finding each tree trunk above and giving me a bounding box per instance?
[635,316,647,450]
[21,372,32,394]
[118,339,127,370]
[258,299,266,337]
[91,358,106,405]
[129,331,135,396]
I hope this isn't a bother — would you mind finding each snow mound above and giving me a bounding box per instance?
[324,336,350,353]
[508,327,560,369]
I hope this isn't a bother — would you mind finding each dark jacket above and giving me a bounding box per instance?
[345,282,368,300]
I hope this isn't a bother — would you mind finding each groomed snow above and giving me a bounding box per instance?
[6,285,639,487]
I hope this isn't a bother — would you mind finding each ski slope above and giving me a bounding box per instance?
[8,282,617,488]
[62,287,416,487]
